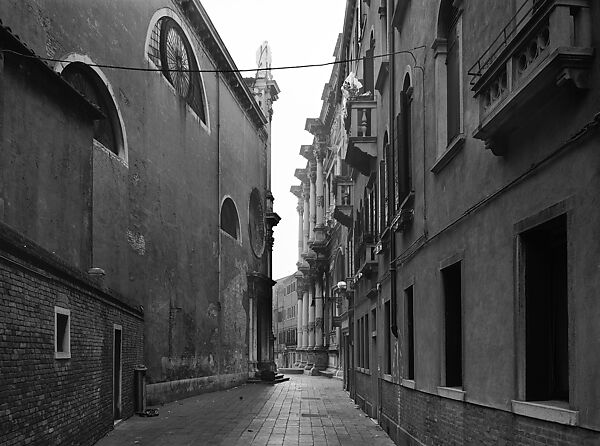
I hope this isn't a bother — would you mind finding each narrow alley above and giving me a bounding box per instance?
[94,376,394,446]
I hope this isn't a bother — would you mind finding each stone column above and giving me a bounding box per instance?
[309,166,316,241]
[297,292,303,351]
[297,201,304,264]
[315,151,325,229]
[315,278,323,348]
[308,282,315,349]
[302,184,310,254]
[302,288,309,348]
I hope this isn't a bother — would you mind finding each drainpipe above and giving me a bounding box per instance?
[216,72,222,377]
[385,0,398,422]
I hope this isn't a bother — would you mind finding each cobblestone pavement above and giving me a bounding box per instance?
[95,375,394,446]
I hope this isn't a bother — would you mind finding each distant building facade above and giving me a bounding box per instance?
[294,0,600,444]
[273,274,298,368]
[0,1,279,444]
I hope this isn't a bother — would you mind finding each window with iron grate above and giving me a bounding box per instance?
[148,17,207,124]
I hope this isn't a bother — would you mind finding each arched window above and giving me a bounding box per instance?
[147,15,207,124]
[61,62,123,156]
[396,73,413,204]
[382,131,391,227]
[220,197,240,240]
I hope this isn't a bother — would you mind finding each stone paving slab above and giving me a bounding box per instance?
[95,375,394,446]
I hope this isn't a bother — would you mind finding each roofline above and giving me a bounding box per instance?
[188,0,268,129]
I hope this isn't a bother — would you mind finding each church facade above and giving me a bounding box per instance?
[0,1,279,444]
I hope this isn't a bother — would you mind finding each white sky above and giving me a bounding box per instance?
[202,0,347,281]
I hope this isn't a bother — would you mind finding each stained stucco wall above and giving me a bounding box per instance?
[0,0,270,392]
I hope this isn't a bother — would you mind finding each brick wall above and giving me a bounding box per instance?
[396,386,600,446]
[0,225,144,446]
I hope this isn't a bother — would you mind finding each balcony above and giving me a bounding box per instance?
[356,238,378,276]
[344,97,378,175]
[332,177,353,228]
[469,0,593,155]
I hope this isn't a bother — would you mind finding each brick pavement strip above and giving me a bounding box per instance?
[94,376,394,446]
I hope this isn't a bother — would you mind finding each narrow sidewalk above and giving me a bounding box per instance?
[95,375,394,446]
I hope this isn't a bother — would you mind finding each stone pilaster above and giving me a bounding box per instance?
[315,150,325,231]
[308,282,315,348]
[297,202,303,264]
[302,288,309,348]
[302,184,310,255]
[309,165,316,242]
[315,278,324,348]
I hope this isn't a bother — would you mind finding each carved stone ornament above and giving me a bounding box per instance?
[249,188,266,258]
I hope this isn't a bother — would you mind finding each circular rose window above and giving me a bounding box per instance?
[249,189,266,258]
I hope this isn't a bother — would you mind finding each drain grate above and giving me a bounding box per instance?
[301,413,327,418]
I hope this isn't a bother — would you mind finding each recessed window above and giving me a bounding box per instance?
[54,306,71,359]
[396,74,413,205]
[522,215,568,402]
[220,197,240,240]
[434,0,464,156]
[61,62,123,157]
[405,285,415,380]
[442,261,462,388]
[147,16,207,123]
[384,300,391,374]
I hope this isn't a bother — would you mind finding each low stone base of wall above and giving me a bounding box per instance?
[147,372,248,406]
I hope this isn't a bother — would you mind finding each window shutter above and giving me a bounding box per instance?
[398,91,412,202]
[394,112,403,211]
[385,144,394,225]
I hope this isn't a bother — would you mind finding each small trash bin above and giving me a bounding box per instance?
[133,365,147,415]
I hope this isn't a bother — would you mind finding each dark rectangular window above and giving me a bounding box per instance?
[405,286,415,380]
[397,91,412,204]
[56,313,69,352]
[523,215,568,401]
[442,262,462,387]
[364,315,370,369]
[384,300,391,374]
[357,317,363,368]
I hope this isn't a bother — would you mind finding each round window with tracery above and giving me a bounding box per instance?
[249,189,266,258]
[147,16,207,123]
[160,19,192,99]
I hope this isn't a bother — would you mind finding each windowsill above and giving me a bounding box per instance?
[93,139,128,167]
[55,352,71,360]
[431,134,465,174]
[401,379,415,389]
[511,400,578,426]
[219,228,242,245]
[382,373,393,383]
[437,386,465,401]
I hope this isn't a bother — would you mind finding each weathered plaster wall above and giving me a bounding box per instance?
[0,52,93,270]
[0,0,271,397]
